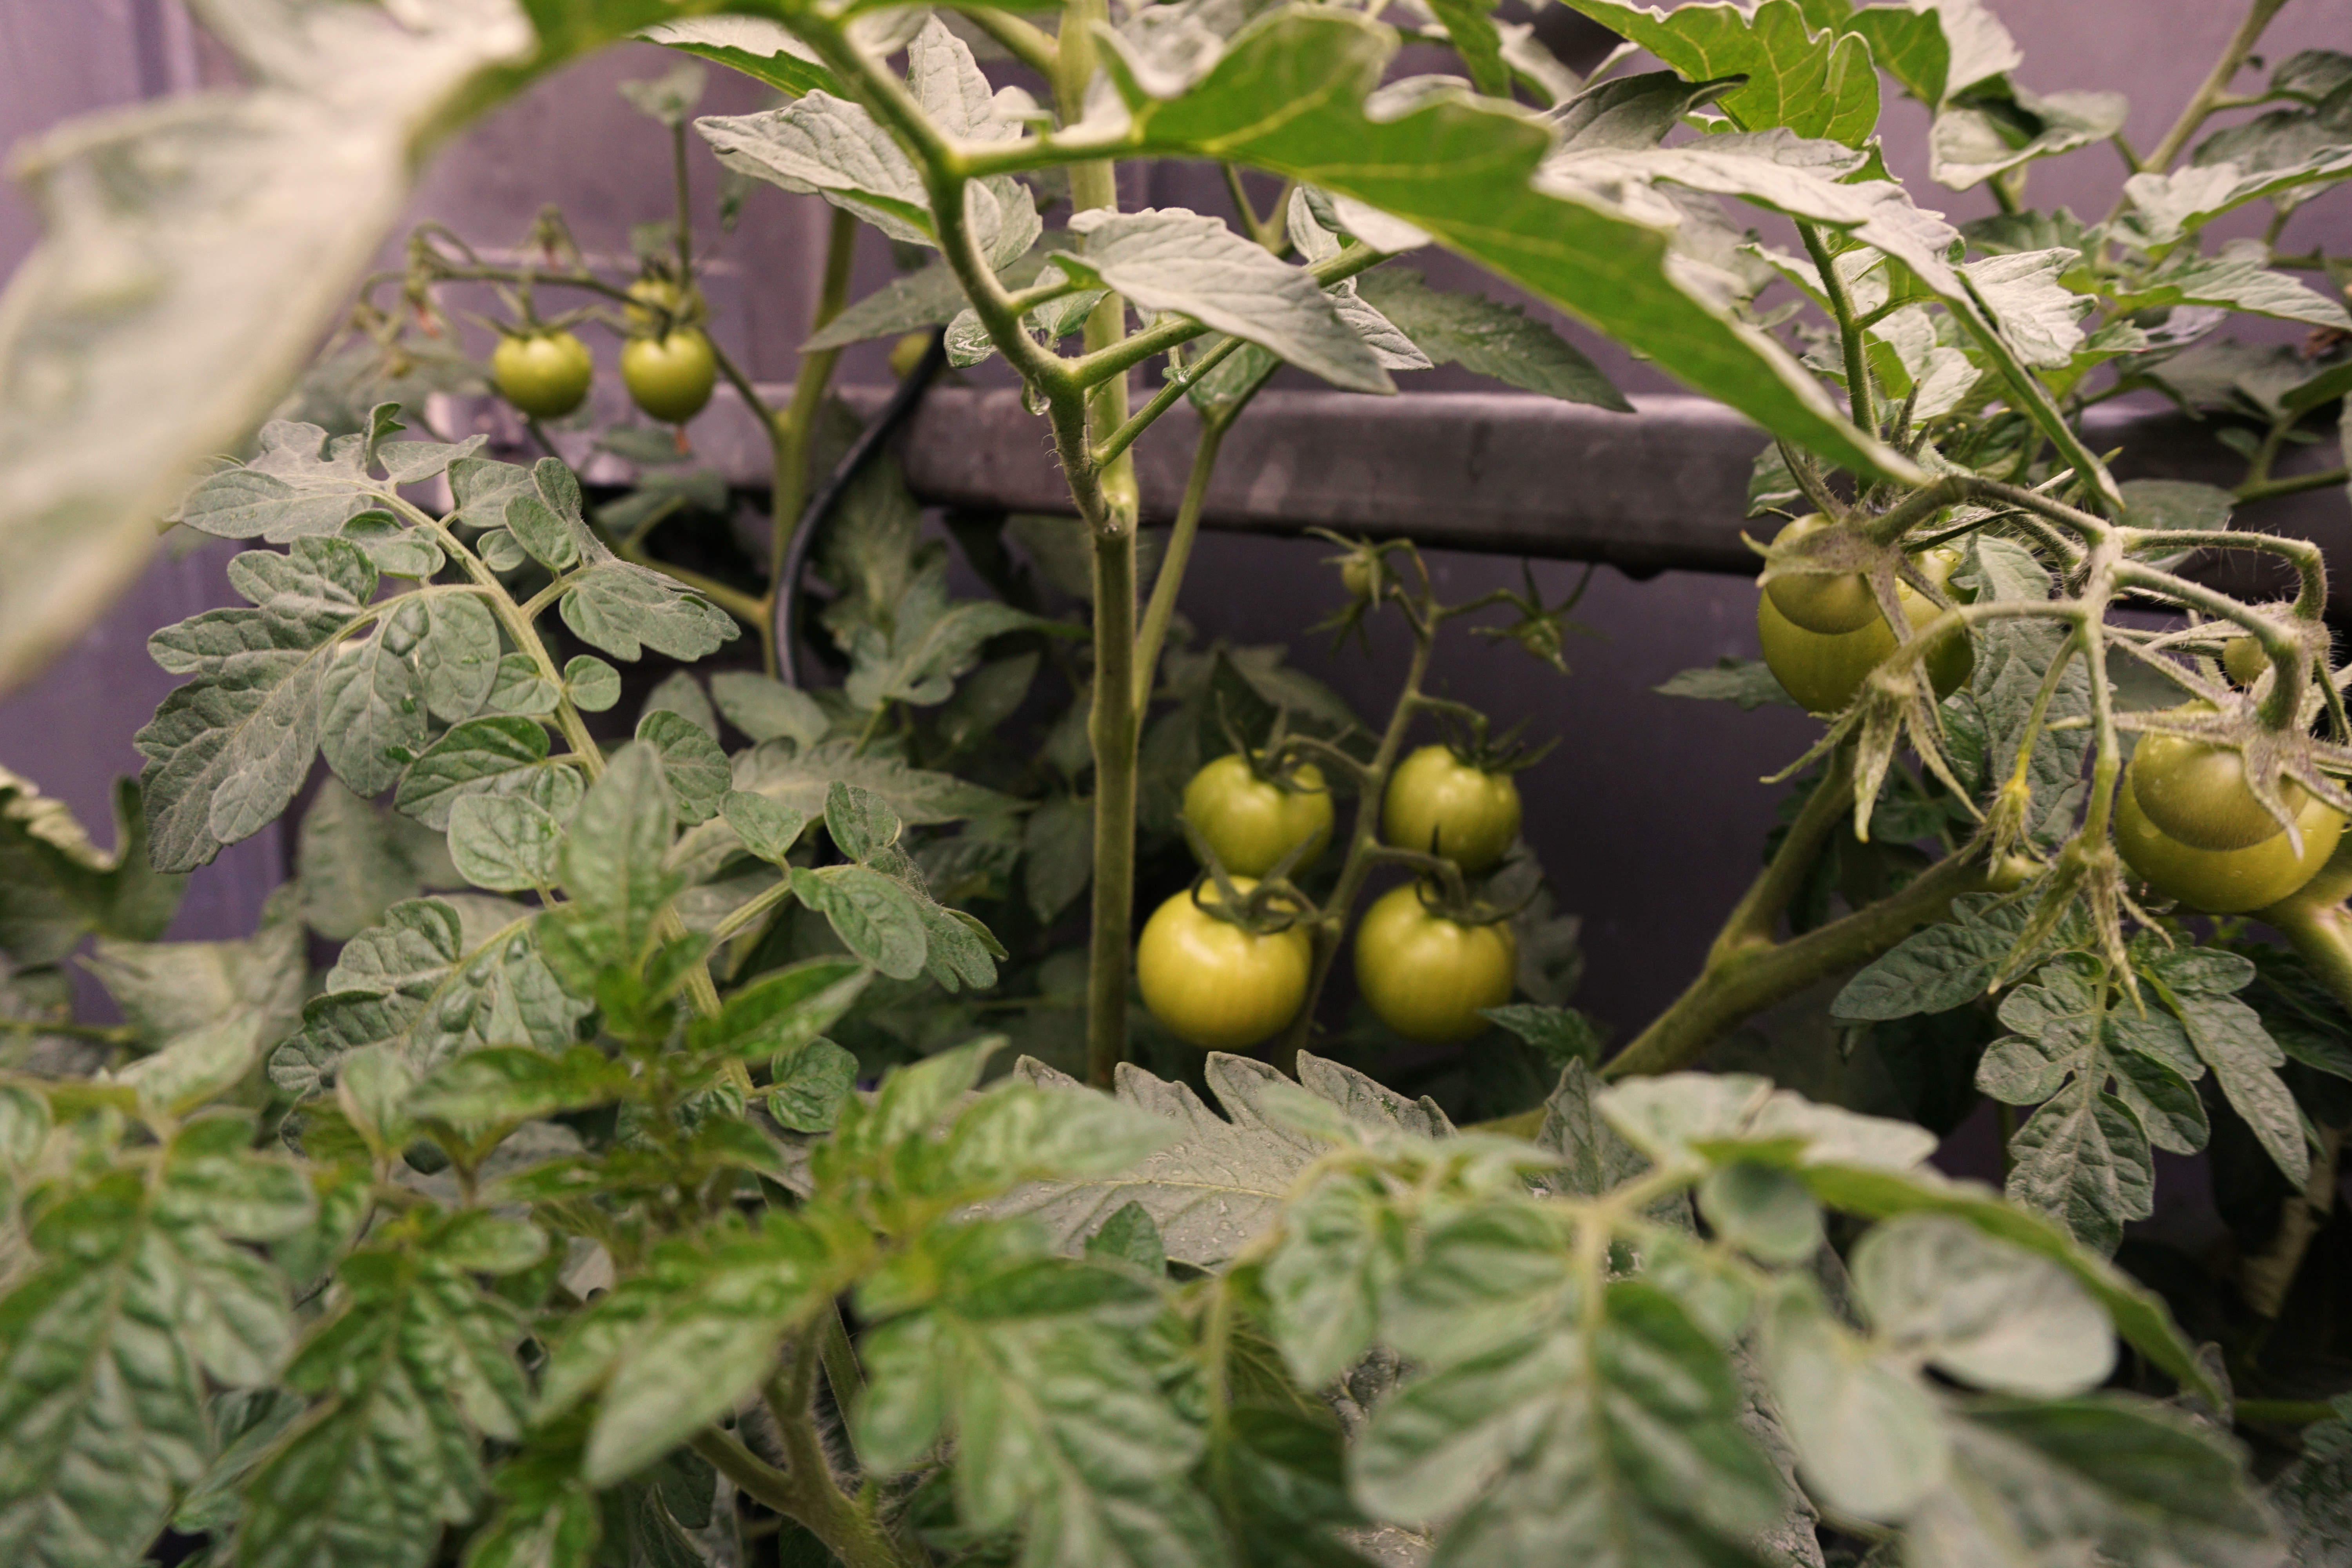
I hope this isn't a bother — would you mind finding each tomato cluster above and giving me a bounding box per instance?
[490,274,718,427]
[1756,516,1973,713]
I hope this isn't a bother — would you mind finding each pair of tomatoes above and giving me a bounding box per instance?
[1755,515,1973,713]
[2115,717,2344,913]
[1139,746,1523,1050]
[490,278,717,426]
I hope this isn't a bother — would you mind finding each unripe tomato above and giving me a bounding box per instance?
[2115,773,2341,914]
[1353,883,1517,1044]
[1755,549,1972,714]
[1182,754,1333,877]
[625,276,701,334]
[491,330,593,420]
[1762,514,1878,634]
[1341,555,1375,600]
[2127,713,2305,852]
[1136,878,1311,1050]
[621,329,718,424]
[2223,636,2269,687]
[887,331,933,381]
[1382,746,1521,873]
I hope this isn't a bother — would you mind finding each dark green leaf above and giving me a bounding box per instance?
[1354,268,1628,408]
[635,709,730,826]
[793,866,928,979]
[393,716,571,833]
[768,1039,859,1133]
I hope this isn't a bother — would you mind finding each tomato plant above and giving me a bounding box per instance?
[1,1,2351,1566]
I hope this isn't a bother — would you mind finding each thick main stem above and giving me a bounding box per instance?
[1055,0,1144,1089]
[1604,843,1993,1079]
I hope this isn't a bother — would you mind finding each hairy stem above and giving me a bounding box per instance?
[1801,223,1877,445]
[1715,747,1857,956]
[2237,465,2350,505]
[2143,0,2292,174]
[1604,843,1994,1079]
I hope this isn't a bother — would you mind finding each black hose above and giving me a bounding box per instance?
[773,328,950,685]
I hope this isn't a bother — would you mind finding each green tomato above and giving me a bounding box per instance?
[621,328,717,424]
[1381,745,1522,873]
[1762,514,1879,634]
[1755,549,1972,714]
[624,276,702,334]
[490,330,593,420]
[2223,635,2272,687]
[1353,882,1517,1044]
[2115,772,2341,914]
[2127,713,2305,852]
[1136,878,1311,1051]
[1182,754,1333,877]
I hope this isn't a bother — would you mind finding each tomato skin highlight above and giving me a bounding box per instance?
[2115,773,2341,914]
[1762,515,1880,634]
[491,330,594,420]
[1755,552,1972,714]
[621,328,718,423]
[1183,755,1333,877]
[1352,883,1517,1044]
[1381,746,1522,873]
[2128,719,2304,851]
[1136,879,1312,1050]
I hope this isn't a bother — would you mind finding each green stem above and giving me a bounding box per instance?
[2236,1398,2342,1425]
[1052,0,1144,1091]
[1276,621,1439,1064]
[673,117,695,285]
[960,7,1058,76]
[1714,748,1856,956]
[1093,335,1252,469]
[2237,466,2348,505]
[770,207,862,677]
[1604,843,1993,1079]
[1133,413,1230,712]
[2141,0,2292,175]
[617,544,768,628]
[1956,274,2125,513]
[1801,222,1877,445]
[0,1018,136,1044]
